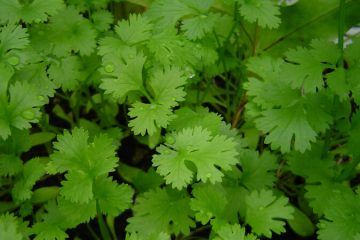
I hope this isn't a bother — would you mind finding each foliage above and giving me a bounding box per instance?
[0,0,360,239]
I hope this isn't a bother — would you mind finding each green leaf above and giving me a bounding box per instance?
[0,0,64,24]
[281,40,339,93]
[48,55,83,91]
[56,198,96,228]
[12,158,46,202]
[29,132,56,147]
[47,7,96,56]
[256,105,317,153]
[317,190,360,240]
[153,127,239,189]
[149,67,187,107]
[31,201,68,239]
[245,189,293,238]
[115,14,153,45]
[238,0,281,29]
[182,13,221,40]
[0,154,22,176]
[93,176,134,216]
[91,10,114,32]
[12,63,56,99]
[0,24,29,54]
[169,107,224,134]
[190,183,228,224]
[287,207,315,237]
[0,81,43,140]
[118,162,164,192]
[100,49,146,100]
[128,102,174,136]
[126,232,170,240]
[127,187,194,238]
[49,128,118,176]
[31,187,60,204]
[60,172,93,203]
[245,55,300,108]
[0,213,28,240]
[213,223,258,240]
[240,150,277,190]
[146,0,195,26]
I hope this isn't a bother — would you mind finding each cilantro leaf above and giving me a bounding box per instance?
[281,40,339,93]
[238,0,281,29]
[245,56,300,108]
[256,105,317,153]
[287,144,335,183]
[12,158,46,202]
[0,24,29,54]
[60,172,93,203]
[149,67,187,107]
[127,187,195,238]
[0,154,23,176]
[128,102,175,136]
[168,107,224,134]
[317,190,360,240]
[246,55,332,153]
[118,162,164,192]
[48,128,121,202]
[126,232,170,240]
[240,151,277,190]
[56,198,97,228]
[0,0,64,24]
[128,67,187,136]
[31,201,69,240]
[153,127,239,189]
[91,10,114,32]
[0,213,29,240]
[190,183,228,224]
[100,49,147,100]
[47,7,96,56]
[182,13,221,40]
[93,176,134,216]
[213,223,258,240]
[48,128,118,175]
[245,189,293,238]
[115,14,153,45]
[67,0,110,11]
[146,27,194,67]
[287,144,352,215]
[0,81,43,140]
[146,0,195,26]
[48,56,83,91]
[13,63,56,99]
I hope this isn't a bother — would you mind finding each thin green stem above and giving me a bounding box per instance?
[321,0,346,159]
[86,224,100,240]
[96,201,112,240]
[338,0,346,65]
[239,21,254,50]
[252,22,260,55]
[263,1,352,51]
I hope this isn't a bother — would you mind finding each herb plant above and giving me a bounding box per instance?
[1,0,360,239]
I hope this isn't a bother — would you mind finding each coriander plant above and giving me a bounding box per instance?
[0,0,360,239]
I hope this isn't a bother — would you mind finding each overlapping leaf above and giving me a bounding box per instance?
[127,187,194,238]
[153,127,238,189]
[245,189,293,237]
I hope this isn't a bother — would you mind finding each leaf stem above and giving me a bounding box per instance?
[263,1,352,51]
[338,0,346,65]
[321,0,346,159]
[86,224,100,240]
[96,201,112,240]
